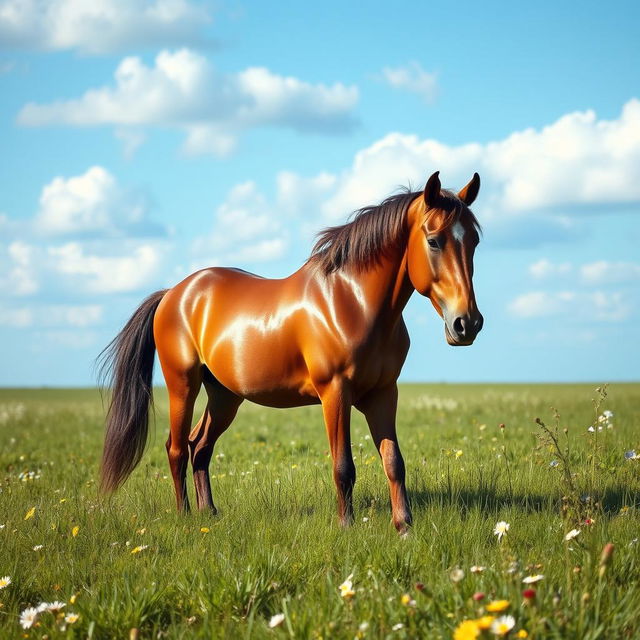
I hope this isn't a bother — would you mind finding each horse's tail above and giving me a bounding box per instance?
[98,289,168,494]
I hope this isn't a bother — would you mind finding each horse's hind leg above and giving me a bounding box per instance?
[189,378,242,512]
[163,365,202,513]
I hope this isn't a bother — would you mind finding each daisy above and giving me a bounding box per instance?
[338,574,355,599]
[42,601,66,612]
[130,545,149,554]
[20,607,39,629]
[0,576,11,589]
[493,521,510,541]
[450,567,465,583]
[392,623,404,631]
[65,613,79,624]
[269,613,285,628]
[490,615,515,636]
[470,565,486,573]
[565,529,580,541]
[33,544,43,551]
[522,574,544,584]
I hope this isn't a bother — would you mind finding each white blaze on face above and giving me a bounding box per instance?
[451,221,466,243]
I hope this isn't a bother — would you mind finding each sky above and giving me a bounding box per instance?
[0,0,639,386]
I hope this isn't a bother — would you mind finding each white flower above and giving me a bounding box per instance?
[493,521,510,541]
[565,528,580,541]
[587,426,595,433]
[450,567,465,582]
[0,576,11,589]
[20,607,39,629]
[42,601,66,612]
[392,623,404,631]
[470,565,486,573]
[33,544,43,551]
[549,460,559,468]
[359,621,370,632]
[522,574,544,584]
[625,450,638,460]
[339,574,355,598]
[269,613,285,628]
[0,524,5,529]
[64,612,79,624]
[490,615,516,635]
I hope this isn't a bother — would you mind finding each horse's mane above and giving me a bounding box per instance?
[310,188,481,274]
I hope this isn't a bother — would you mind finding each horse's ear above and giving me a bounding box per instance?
[423,171,441,208]
[458,172,480,206]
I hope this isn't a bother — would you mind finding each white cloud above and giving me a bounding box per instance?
[580,260,640,285]
[296,98,640,222]
[528,259,572,279]
[0,303,102,327]
[508,290,631,322]
[380,61,438,104]
[49,242,164,294]
[0,0,211,54]
[36,166,155,237]
[0,242,39,295]
[17,49,359,155]
[191,181,288,268]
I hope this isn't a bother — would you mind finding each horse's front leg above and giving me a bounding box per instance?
[356,383,412,534]
[320,378,355,527]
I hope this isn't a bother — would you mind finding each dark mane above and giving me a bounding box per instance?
[310,188,481,274]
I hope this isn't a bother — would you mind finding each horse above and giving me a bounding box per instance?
[99,171,483,534]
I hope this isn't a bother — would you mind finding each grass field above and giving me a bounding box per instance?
[0,383,639,639]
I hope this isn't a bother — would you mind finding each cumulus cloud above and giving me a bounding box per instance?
[191,181,289,269]
[35,166,160,237]
[305,98,640,223]
[580,260,640,285]
[17,48,360,155]
[0,303,102,327]
[528,259,572,279]
[508,290,631,322]
[380,61,438,104]
[0,0,212,54]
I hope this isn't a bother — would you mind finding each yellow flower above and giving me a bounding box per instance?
[338,574,355,599]
[71,526,79,537]
[453,619,480,640]
[200,527,210,533]
[0,576,11,589]
[130,545,149,554]
[486,600,510,613]
[516,631,529,638]
[476,615,495,630]
[24,507,36,520]
[455,449,463,459]
[400,593,411,605]
[65,613,79,624]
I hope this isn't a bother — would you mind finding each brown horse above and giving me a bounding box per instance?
[99,171,483,533]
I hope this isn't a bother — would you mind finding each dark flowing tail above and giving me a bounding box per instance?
[98,289,168,494]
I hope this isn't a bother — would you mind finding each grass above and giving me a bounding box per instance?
[0,383,639,639]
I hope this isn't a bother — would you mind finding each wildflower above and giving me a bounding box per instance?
[130,545,149,554]
[65,613,79,624]
[472,592,485,602]
[603,410,613,419]
[339,574,355,599]
[450,567,465,583]
[470,565,486,573]
[20,607,39,629]
[515,631,529,639]
[565,529,580,541]
[490,615,515,636]
[620,506,630,515]
[476,616,495,630]
[455,450,463,459]
[453,620,480,640]
[624,450,638,460]
[415,582,425,591]
[400,593,416,607]
[493,521,510,541]
[0,576,11,589]
[0,524,4,529]
[587,426,595,433]
[583,517,595,526]
[43,601,66,612]
[24,506,36,520]
[269,613,285,628]
[32,544,43,551]
[392,623,404,631]
[200,527,210,533]
[522,588,536,602]
[549,460,559,468]
[72,526,79,537]
[486,600,510,613]
[599,543,614,577]
[522,574,544,584]
[362,517,369,522]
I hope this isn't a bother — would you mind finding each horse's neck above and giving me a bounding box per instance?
[345,247,414,330]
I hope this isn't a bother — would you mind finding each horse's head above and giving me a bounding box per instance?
[407,171,483,346]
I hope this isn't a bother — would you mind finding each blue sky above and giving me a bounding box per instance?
[0,0,638,386]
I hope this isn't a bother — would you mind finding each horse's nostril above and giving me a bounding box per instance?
[476,314,484,333]
[453,316,465,337]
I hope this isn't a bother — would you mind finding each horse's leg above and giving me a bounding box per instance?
[356,383,412,534]
[320,379,355,526]
[164,365,202,513]
[189,381,242,512]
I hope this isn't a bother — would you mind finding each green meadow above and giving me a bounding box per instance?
[0,383,639,639]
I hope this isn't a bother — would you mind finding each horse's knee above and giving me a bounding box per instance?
[381,442,405,484]
[334,458,356,492]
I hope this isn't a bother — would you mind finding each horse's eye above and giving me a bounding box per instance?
[427,237,440,250]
